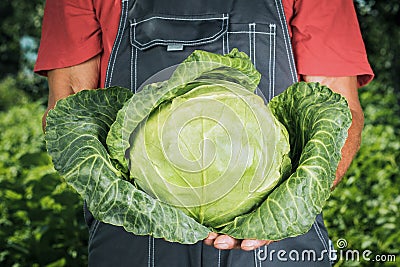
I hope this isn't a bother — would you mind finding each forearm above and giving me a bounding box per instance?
[334,107,364,186]
[302,75,364,189]
[42,55,101,131]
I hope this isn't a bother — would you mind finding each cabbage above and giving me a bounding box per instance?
[45,49,351,244]
[129,80,291,229]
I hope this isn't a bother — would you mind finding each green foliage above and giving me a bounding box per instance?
[0,77,29,111]
[355,0,400,91]
[14,70,49,103]
[324,81,400,266]
[0,103,88,266]
[0,0,44,78]
[0,0,48,101]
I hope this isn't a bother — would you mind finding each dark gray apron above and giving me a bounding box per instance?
[86,0,333,266]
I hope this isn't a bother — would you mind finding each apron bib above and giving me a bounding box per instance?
[105,0,297,101]
[87,1,332,266]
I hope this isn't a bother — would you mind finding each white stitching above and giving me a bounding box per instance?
[274,0,298,83]
[268,25,272,100]
[129,20,138,92]
[313,222,329,252]
[269,24,276,100]
[133,36,225,49]
[315,222,329,251]
[133,30,225,47]
[130,43,134,92]
[226,31,230,52]
[272,24,276,99]
[131,14,229,25]
[218,249,221,267]
[134,47,138,93]
[133,23,225,46]
[105,0,129,87]
[147,236,151,267]
[249,23,258,95]
[227,31,274,35]
[88,220,100,244]
[222,34,225,55]
[147,237,155,267]
[248,24,253,65]
[152,237,155,267]
[252,24,256,68]
[132,15,229,49]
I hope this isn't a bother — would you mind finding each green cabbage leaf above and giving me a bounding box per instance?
[45,49,351,243]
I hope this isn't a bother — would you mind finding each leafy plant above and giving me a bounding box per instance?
[45,49,352,244]
[0,77,29,111]
[0,103,88,266]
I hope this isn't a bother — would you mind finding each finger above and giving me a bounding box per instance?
[203,232,219,246]
[241,239,274,251]
[214,235,241,250]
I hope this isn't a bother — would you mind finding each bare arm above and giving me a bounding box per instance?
[42,54,101,131]
[302,75,364,189]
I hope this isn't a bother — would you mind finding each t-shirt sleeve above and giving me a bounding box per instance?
[290,0,374,87]
[34,0,102,75]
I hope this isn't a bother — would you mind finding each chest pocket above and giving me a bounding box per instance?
[130,14,276,100]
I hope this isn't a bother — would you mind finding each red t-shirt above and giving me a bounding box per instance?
[34,0,374,87]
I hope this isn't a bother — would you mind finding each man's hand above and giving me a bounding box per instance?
[204,232,273,251]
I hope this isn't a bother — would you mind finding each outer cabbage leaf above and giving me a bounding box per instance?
[219,82,352,240]
[45,87,210,244]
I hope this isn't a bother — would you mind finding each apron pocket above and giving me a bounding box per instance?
[131,14,229,50]
[128,14,228,92]
[127,14,276,100]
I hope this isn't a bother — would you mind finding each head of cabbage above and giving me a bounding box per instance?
[45,49,351,244]
[129,77,291,229]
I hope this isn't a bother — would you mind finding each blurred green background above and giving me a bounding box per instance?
[0,1,399,266]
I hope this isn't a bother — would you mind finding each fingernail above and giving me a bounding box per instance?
[242,241,257,250]
[242,244,255,250]
[244,241,257,247]
[215,242,229,249]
